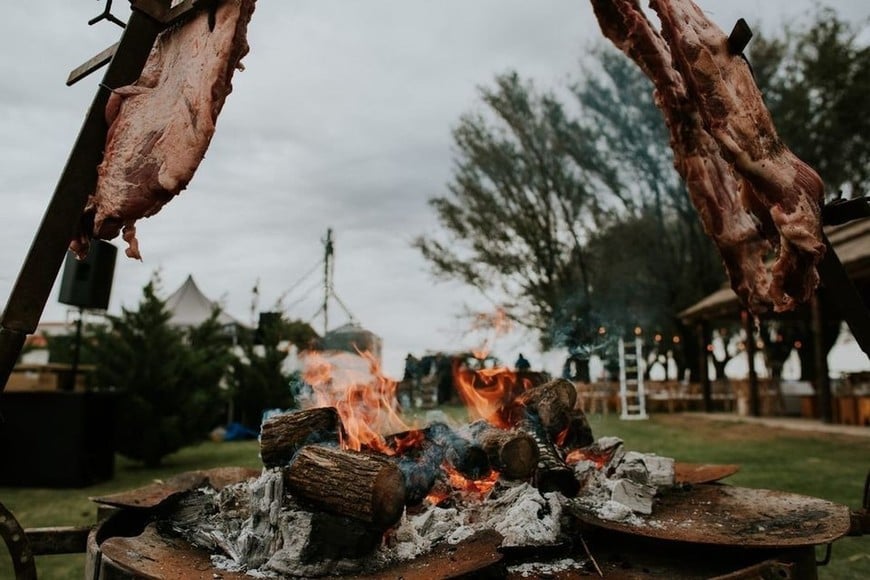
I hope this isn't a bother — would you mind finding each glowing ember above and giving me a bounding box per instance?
[565,448,610,469]
[445,462,500,496]
[300,350,412,452]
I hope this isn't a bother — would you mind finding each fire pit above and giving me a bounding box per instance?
[80,368,852,579]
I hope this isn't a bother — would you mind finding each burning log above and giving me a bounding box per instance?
[260,407,344,468]
[384,422,491,480]
[516,378,578,436]
[470,423,539,480]
[556,410,595,451]
[519,419,580,497]
[283,446,406,530]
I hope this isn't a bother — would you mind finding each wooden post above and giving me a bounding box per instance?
[698,322,712,412]
[743,311,760,417]
[811,295,833,423]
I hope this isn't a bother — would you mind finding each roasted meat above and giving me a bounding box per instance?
[71,0,256,260]
[590,0,825,312]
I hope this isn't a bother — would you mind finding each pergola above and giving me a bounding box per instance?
[679,218,870,422]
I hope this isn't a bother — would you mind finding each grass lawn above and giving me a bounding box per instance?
[1,412,868,579]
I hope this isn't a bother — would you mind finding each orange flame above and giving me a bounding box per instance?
[452,364,535,428]
[443,462,500,497]
[423,462,501,504]
[565,448,610,469]
[301,350,412,452]
[467,307,514,360]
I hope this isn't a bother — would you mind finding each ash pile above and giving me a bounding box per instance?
[159,378,675,577]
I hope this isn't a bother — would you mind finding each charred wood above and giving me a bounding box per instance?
[260,407,344,468]
[556,410,595,451]
[519,419,579,497]
[283,446,406,529]
[384,422,491,480]
[470,423,539,480]
[515,378,578,436]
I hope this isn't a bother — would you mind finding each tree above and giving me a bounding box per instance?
[87,276,233,467]
[416,48,724,355]
[750,8,870,198]
[415,71,621,349]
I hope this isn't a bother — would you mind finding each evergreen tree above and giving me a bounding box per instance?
[228,313,317,429]
[87,276,233,467]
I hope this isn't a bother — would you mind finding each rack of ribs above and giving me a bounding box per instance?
[590,0,825,313]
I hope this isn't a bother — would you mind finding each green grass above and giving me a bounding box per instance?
[0,440,263,579]
[1,413,868,579]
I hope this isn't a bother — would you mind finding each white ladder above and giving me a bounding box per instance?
[619,337,648,420]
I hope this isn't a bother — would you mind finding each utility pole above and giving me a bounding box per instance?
[322,228,334,336]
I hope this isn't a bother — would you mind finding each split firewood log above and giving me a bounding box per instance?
[283,445,406,529]
[260,407,344,468]
[556,410,595,451]
[470,423,539,480]
[516,378,578,436]
[519,418,579,497]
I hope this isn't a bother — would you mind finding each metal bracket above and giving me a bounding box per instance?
[727,18,753,55]
[0,502,36,580]
[88,0,126,29]
[132,0,212,25]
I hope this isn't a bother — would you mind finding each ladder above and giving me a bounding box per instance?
[618,337,648,420]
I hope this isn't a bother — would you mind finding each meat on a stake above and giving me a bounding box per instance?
[590,0,825,313]
[71,0,256,259]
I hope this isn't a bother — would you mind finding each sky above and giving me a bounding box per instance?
[1,1,869,379]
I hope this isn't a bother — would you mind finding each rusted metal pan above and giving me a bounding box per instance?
[92,520,504,580]
[571,484,851,548]
[674,462,740,485]
[96,523,251,580]
[91,466,259,510]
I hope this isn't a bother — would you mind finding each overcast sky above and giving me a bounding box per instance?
[1,1,868,378]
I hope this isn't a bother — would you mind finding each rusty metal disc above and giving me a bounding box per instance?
[98,523,251,580]
[96,521,504,580]
[674,462,740,485]
[91,466,260,510]
[571,484,851,548]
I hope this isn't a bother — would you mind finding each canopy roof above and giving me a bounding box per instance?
[680,219,870,323]
[165,275,241,327]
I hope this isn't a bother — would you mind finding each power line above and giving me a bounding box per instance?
[276,258,324,304]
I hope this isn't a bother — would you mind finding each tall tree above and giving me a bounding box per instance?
[416,49,724,353]
[415,72,614,348]
[750,8,870,198]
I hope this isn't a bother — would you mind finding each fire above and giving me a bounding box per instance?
[425,463,500,504]
[565,447,610,469]
[300,350,412,453]
[390,429,426,455]
[444,462,500,496]
[452,364,535,428]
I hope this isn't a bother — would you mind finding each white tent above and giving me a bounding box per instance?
[164,275,241,328]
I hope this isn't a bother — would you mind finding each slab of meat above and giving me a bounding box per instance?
[590,0,825,313]
[71,0,257,260]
